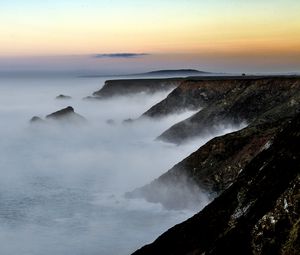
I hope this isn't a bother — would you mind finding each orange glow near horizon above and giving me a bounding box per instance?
[0,1,299,59]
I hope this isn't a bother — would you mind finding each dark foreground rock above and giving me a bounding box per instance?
[157,77,300,144]
[132,113,300,255]
[90,78,182,99]
[30,106,86,124]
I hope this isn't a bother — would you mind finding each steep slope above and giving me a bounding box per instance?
[90,78,182,98]
[127,120,283,210]
[141,79,247,118]
[158,77,300,144]
[133,113,300,255]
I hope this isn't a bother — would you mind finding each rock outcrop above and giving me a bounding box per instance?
[132,113,300,255]
[56,94,72,100]
[30,106,86,124]
[90,78,182,99]
[157,77,300,144]
[30,116,45,124]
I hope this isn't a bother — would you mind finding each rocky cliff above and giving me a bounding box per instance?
[132,113,300,255]
[141,78,245,118]
[90,78,182,99]
[157,77,300,144]
[128,76,300,254]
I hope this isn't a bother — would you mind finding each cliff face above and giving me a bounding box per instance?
[128,120,283,210]
[91,78,182,98]
[141,79,246,118]
[132,113,300,255]
[157,78,300,144]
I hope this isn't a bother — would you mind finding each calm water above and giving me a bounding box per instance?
[0,74,214,255]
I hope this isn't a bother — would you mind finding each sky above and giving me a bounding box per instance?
[0,0,299,73]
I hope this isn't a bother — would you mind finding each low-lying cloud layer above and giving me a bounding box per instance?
[0,75,242,255]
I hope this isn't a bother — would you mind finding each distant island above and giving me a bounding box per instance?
[135,69,211,76]
[79,69,212,78]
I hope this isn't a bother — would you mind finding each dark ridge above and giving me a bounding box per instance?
[141,69,210,76]
[79,69,212,78]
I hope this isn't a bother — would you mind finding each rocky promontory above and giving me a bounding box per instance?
[90,78,182,99]
[157,77,300,144]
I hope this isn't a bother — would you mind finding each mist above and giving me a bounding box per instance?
[0,75,242,255]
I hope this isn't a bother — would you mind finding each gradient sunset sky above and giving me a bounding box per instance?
[0,0,299,73]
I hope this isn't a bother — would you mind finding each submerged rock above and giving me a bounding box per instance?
[56,94,72,100]
[30,116,45,123]
[123,118,134,124]
[106,119,116,125]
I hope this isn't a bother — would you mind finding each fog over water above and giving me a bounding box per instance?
[0,75,240,255]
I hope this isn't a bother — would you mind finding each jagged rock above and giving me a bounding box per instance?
[132,113,300,255]
[157,77,300,144]
[30,106,86,124]
[89,78,182,99]
[46,106,86,122]
[56,94,72,100]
